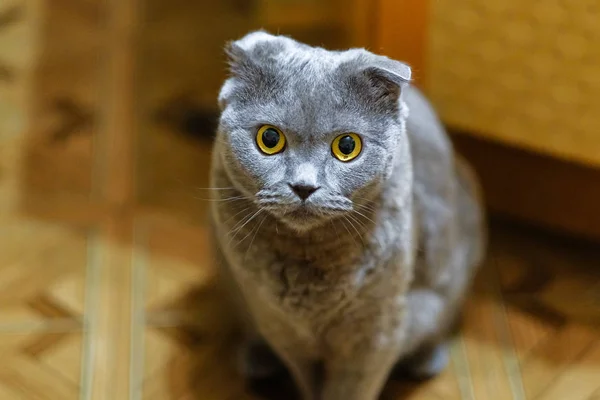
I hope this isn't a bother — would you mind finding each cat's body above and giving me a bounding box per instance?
[210,32,486,400]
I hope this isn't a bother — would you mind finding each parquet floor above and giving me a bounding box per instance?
[2,216,600,400]
[1,0,600,399]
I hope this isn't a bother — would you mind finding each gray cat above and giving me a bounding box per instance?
[209,31,486,400]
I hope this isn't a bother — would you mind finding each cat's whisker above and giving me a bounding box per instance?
[344,215,365,247]
[226,209,257,240]
[229,208,258,233]
[345,214,367,247]
[350,212,385,248]
[352,198,379,211]
[194,187,236,191]
[228,208,265,247]
[354,201,378,211]
[352,195,377,202]
[167,179,231,201]
[244,213,269,261]
[329,218,341,239]
[194,195,246,202]
[347,214,365,240]
[231,209,266,249]
[224,206,253,225]
[352,209,377,225]
[354,201,375,207]
[346,211,366,229]
[338,217,354,244]
[353,202,377,213]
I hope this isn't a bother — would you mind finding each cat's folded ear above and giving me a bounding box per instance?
[224,30,292,76]
[364,55,412,88]
[219,31,292,109]
[346,51,412,109]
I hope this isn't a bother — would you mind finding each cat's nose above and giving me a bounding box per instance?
[288,183,320,201]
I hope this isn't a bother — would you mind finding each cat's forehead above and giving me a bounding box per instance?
[231,48,346,127]
[270,45,360,82]
[265,50,361,105]
[223,33,401,137]
[238,31,357,68]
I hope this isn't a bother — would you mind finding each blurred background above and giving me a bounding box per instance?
[1,0,599,399]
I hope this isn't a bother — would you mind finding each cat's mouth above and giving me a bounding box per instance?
[276,202,353,232]
[277,204,326,230]
[282,205,319,220]
[256,192,352,231]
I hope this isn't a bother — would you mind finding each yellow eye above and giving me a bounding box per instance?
[256,125,286,155]
[332,133,362,162]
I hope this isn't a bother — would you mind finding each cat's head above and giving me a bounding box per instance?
[216,31,411,232]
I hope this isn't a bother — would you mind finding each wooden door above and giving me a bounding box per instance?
[373,0,430,88]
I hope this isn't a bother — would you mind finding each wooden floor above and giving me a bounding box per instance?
[1,0,600,399]
[3,215,600,400]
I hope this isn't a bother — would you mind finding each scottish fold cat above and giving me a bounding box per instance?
[210,31,486,400]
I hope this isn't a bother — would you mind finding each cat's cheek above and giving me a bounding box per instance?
[329,162,375,197]
[323,162,351,196]
[221,145,263,194]
[357,149,388,181]
[384,151,396,179]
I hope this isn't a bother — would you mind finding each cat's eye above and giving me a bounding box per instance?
[332,133,362,162]
[256,125,286,155]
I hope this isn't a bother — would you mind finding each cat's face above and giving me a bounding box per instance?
[217,32,411,232]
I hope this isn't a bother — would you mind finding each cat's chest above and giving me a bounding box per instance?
[232,234,371,318]
[213,199,413,318]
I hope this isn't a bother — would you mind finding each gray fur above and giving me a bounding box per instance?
[210,31,486,400]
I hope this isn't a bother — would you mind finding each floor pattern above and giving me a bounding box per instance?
[1,215,599,400]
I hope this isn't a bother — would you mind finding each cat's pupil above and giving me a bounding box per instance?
[338,135,355,155]
[262,128,280,148]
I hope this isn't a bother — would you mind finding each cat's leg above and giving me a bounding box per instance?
[394,288,456,379]
[236,303,316,395]
[212,241,286,379]
[238,334,286,379]
[255,312,319,399]
[267,339,317,400]
[236,308,317,397]
[218,267,284,379]
[394,340,450,380]
[408,342,449,379]
[402,289,446,352]
[321,349,400,400]
[318,289,450,400]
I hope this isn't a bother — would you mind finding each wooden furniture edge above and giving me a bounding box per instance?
[452,130,600,242]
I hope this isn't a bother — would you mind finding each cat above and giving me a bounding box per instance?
[209,31,486,400]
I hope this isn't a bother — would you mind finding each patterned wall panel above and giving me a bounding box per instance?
[427,0,600,167]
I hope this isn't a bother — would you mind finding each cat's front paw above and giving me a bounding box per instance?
[237,339,286,380]
[407,342,449,380]
[394,342,449,381]
[411,344,450,379]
